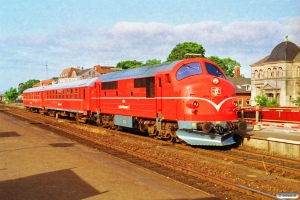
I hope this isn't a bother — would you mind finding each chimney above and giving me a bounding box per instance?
[234,66,240,78]
[94,65,101,72]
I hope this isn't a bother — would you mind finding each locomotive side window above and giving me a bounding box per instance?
[102,81,118,90]
[176,62,202,80]
[134,77,155,98]
[205,62,226,79]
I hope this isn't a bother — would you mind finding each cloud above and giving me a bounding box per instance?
[1,17,300,91]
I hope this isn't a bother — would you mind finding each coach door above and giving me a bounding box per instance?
[40,91,43,108]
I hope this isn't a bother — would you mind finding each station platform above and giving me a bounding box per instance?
[0,111,215,200]
[246,123,300,141]
[238,123,300,158]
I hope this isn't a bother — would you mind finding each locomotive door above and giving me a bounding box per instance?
[156,75,163,114]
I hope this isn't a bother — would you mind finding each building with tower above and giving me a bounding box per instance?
[250,39,300,106]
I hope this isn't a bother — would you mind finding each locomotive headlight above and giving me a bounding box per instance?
[193,101,199,107]
[186,100,199,108]
[233,101,238,107]
[212,77,219,84]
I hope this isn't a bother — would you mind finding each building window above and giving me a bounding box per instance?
[278,67,283,77]
[246,85,251,91]
[259,69,264,78]
[256,87,262,95]
[254,70,259,79]
[268,68,272,78]
[246,99,250,105]
[238,98,243,106]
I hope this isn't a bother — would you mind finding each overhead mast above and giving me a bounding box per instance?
[46,61,48,80]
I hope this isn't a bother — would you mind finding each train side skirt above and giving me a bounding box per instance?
[176,129,235,146]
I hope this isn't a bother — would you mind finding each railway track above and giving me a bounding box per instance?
[2,110,277,200]
[193,148,300,179]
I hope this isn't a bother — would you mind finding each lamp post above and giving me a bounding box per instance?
[275,67,277,105]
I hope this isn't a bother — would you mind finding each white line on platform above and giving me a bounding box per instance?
[267,137,300,145]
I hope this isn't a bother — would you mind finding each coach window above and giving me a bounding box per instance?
[176,62,202,80]
[70,89,73,98]
[65,89,68,99]
[75,88,78,99]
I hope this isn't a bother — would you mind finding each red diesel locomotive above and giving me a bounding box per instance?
[23,58,247,146]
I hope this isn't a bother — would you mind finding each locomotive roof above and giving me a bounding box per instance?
[98,60,181,81]
[24,78,97,93]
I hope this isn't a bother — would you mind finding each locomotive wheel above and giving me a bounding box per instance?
[238,120,248,131]
[202,122,212,133]
[166,134,175,143]
[148,130,158,138]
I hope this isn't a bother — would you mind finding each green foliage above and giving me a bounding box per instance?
[207,56,240,77]
[18,79,40,95]
[166,42,205,62]
[143,59,161,66]
[4,87,18,103]
[116,59,161,69]
[116,60,143,69]
[254,95,267,106]
[254,95,279,106]
[292,97,300,106]
[292,79,300,106]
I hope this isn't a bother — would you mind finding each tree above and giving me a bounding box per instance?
[292,79,300,106]
[254,95,279,106]
[207,56,240,77]
[4,87,18,103]
[167,42,205,62]
[143,59,161,66]
[18,79,40,95]
[116,60,143,69]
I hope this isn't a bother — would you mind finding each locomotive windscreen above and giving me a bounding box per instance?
[176,62,202,80]
[205,62,226,79]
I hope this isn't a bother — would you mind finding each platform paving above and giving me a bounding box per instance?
[0,112,216,200]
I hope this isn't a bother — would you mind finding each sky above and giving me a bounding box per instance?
[0,0,299,93]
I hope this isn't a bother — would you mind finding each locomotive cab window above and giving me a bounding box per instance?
[205,62,226,79]
[176,62,202,80]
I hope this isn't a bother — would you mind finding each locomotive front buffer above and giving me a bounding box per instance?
[176,120,248,146]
